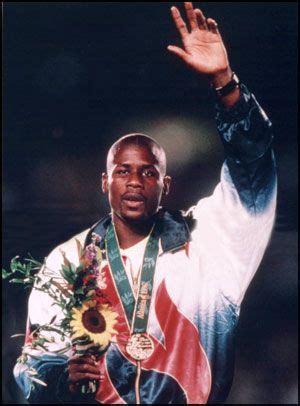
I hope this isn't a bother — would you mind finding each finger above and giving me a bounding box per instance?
[69,372,102,383]
[69,363,100,375]
[194,9,208,30]
[69,375,104,394]
[167,45,190,63]
[170,6,188,39]
[69,356,97,367]
[206,18,220,35]
[184,2,198,31]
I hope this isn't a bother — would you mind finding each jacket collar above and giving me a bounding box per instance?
[84,208,191,254]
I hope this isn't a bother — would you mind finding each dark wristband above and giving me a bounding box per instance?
[212,72,240,97]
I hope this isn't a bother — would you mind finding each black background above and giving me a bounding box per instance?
[3,2,298,404]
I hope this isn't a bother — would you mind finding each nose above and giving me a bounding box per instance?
[127,171,143,189]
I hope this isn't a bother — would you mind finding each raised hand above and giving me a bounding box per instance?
[168,2,230,80]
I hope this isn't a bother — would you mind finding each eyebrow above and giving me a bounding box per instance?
[115,163,158,169]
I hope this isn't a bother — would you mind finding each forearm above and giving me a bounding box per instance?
[215,84,276,214]
[14,355,97,404]
[210,67,241,108]
[14,355,69,404]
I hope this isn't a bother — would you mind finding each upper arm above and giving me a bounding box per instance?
[14,229,89,401]
[188,85,277,305]
[190,162,276,305]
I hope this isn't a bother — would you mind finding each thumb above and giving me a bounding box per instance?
[167,45,190,63]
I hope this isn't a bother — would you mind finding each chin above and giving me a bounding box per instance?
[121,210,149,223]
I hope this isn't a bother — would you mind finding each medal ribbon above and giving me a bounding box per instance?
[105,222,159,333]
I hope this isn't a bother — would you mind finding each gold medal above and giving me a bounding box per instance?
[126,333,154,360]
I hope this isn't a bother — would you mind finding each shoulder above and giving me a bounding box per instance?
[45,228,90,271]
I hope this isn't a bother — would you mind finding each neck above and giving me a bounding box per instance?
[112,213,155,250]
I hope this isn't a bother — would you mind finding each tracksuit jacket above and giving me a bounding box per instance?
[14,84,277,404]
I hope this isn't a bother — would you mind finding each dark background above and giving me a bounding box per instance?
[2,2,298,404]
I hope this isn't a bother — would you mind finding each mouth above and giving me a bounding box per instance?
[122,193,146,202]
[121,193,146,209]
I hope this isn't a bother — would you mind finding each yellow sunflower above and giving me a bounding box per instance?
[70,301,118,349]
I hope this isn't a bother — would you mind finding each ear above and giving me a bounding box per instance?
[102,172,108,193]
[163,175,171,196]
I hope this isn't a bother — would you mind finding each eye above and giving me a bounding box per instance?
[143,169,156,177]
[115,168,129,175]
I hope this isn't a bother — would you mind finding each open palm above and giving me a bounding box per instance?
[168,3,229,75]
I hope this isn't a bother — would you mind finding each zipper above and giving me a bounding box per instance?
[135,360,142,404]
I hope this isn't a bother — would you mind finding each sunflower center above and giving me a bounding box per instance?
[82,308,106,334]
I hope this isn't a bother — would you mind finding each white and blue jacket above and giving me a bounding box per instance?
[14,84,277,404]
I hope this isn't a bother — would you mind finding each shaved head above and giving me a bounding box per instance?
[106,133,167,176]
[102,132,171,225]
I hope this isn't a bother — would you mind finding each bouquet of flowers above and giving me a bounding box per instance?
[2,233,118,394]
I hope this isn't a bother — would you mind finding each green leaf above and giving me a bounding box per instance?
[74,288,85,295]
[24,254,43,268]
[10,255,20,266]
[54,344,71,354]
[9,278,26,284]
[10,260,26,274]
[49,315,57,324]
[27,369,38,376]
[30,377,48,387]
[2,269,10,279]
[96,246,102,263]
[75,265,84,274]
[41,326,64,335]
[75,238,84,259]
[41,282,51,289]
[60,265,76,284]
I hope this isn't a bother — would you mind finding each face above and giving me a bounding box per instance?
[102,142,171,223]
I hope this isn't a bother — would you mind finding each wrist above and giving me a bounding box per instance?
[210,67,233,88]
[210,68,240,103]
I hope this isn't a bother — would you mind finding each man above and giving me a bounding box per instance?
[14,2,276,404]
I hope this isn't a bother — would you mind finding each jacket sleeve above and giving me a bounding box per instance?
[189,84,277,306]
[13,232,93,404]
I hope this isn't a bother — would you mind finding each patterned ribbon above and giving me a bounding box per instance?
[105,222,159,333]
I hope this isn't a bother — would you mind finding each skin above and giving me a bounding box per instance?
[69,138,171,392]
[167,2,240,107]
[102,136,171,249]
[68,1,240,393]
[68,355,103,393]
